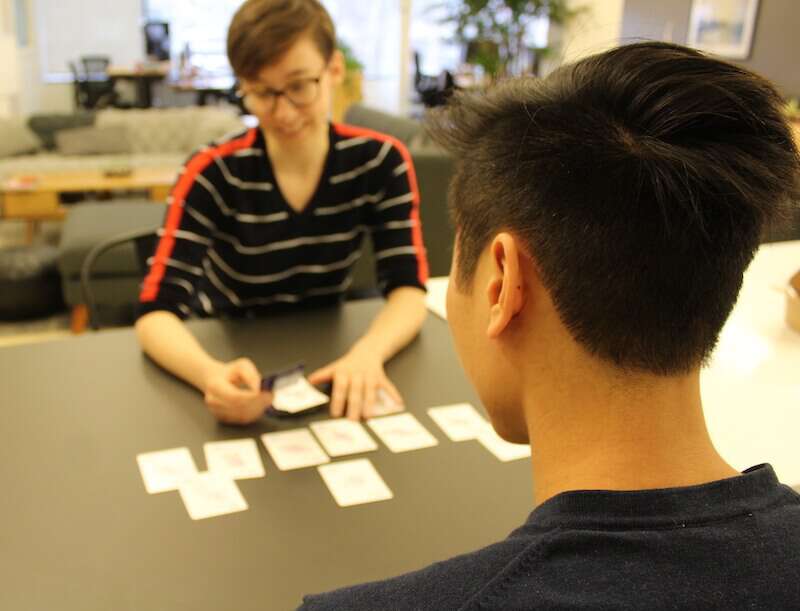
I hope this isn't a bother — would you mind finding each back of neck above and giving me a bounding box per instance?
[527,368,740,506]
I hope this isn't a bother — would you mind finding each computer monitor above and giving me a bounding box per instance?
[144,21,170,62]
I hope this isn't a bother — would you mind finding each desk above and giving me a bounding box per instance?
[0,301,532,610]
[169,74,236,106]
[1,168,176,242]
[108,63,170,108]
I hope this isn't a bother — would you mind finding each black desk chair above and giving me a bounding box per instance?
[79,227,381,329]
[72,55,122,109]
[413,51,457,108]
[68,61,88,109]
[80,227,158,330]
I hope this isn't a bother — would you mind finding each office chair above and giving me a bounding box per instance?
[413,51,457,108]
[77,55,121,109]
[80,227,158,330]
[68,61,88,109]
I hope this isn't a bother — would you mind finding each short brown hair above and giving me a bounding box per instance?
[227,0,336,80]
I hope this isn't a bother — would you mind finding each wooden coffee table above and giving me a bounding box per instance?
[1,167,177,242]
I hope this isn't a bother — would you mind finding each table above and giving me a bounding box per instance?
[169,74,236,106]
[0,300,532,610]
[108,63,171,108]
[425,241,800,488]
[1,168,177,242]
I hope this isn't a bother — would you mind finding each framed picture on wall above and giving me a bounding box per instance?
[687,0,760,59]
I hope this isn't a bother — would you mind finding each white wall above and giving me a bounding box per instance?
[16,0,144,115]
[551,0,626,65]
[0,0,21,117]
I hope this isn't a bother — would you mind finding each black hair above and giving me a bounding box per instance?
[427,42,800,374]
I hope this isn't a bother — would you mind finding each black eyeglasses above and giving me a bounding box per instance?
[236,74,323,112]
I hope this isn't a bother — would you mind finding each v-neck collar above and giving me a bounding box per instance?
[259,125,335,218]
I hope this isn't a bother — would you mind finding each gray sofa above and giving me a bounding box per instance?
[57,104,455,329]
[0,107,245,181]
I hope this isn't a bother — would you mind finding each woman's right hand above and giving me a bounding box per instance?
[202,358,273,425]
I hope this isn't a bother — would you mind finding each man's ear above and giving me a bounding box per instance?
[328,49,345,86]
[486,233,525,339]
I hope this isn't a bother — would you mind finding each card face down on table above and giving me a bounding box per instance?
[310,419,379,457]
[261,429,331,471]
[317,459,393,507]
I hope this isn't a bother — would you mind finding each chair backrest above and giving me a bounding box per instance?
[68,61,87,108]
[81,55,111,81]
[80,227,158,330]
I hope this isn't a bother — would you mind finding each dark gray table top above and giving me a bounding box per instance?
[0,300,533,610]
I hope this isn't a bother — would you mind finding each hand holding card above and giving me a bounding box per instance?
[262,365,329,415]
[204,358,272,425]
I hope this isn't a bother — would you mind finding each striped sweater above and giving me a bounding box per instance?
[138,123,429,319]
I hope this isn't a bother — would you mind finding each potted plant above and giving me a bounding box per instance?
[442,0,580,79]
[332,39,364,122]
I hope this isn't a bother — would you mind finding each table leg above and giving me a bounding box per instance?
[70,305,89,334]
[149,185,171,202]
[25,220,39,244]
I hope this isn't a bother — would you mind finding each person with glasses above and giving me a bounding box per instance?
[135,0,428,424]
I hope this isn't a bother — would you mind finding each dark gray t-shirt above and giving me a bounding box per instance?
[300,464,800,610]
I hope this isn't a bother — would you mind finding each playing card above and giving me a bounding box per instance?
[137,447,198,494]
[428,403,488,442]
[476,423,532,462]
[204,438,265,479]
[267,368,329,414]
[178,472,249,520]
[260,429,330,471]
[310,419,378,457]
[317,459,393,507]
[367,413,439,453]
[368,388,405,417]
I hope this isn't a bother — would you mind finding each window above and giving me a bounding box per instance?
[37,0,143,82]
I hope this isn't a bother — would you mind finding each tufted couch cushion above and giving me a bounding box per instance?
[0,117,42,158]
[0,107,246,180]
[95,107,244,155]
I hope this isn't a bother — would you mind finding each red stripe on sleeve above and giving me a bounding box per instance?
[139,128,258,303]
[334,123,430,285]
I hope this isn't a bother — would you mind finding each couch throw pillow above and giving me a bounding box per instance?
[0,118,42,158]
[55,125,132,156]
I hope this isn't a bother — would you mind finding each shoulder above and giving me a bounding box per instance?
[332,123,413,166]
[182,127,261,171]
[299,531,535,611]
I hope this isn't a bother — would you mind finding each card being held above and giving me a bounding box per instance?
[317,459,393,507]
[261,429,330,471]
[262,365,329,415]
[310,419,378,457]
[178,472,249,520]
[137,447,198,494]
[428,403,488,442]
[367,413,439,453]
[204,438,265,480]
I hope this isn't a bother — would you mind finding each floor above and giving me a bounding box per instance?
[0,219,72,349]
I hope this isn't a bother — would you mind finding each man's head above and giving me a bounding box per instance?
[227,0,343,142]
[428,42,799,438]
